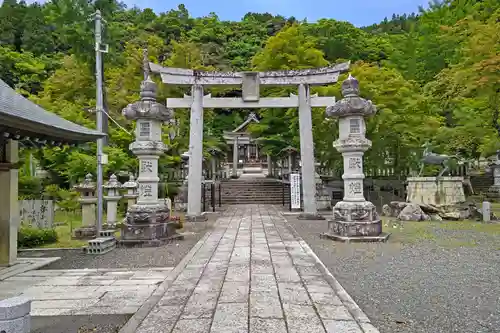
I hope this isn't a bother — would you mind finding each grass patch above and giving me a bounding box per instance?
[39,211,85,248]
[383,218,500,248]
[435,220,500,235]
[490,202,500,215]
[383,219,437,244]
[37,210,125,249]
[40,209,185,249]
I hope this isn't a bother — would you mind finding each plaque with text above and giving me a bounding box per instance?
[290,173,301,209]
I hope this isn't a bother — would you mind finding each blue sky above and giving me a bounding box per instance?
[126,0,430,27]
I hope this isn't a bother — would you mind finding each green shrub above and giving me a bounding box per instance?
[18,226,58,248]
[43,184,60,199]
[159,182,181,201]
[18,175,43,199]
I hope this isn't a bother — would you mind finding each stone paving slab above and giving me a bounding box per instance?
[0,257,60,281]
[0,267,174,316]
[129,205,379,333]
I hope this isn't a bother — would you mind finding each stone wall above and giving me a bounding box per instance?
[321,177,406,209]
[406,177,466,206]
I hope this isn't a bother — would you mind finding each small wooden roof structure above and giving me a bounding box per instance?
[0,79,105,145]
[223,112,259,145]
[231,112,259,133]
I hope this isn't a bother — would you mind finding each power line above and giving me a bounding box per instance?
[101,108,133,137]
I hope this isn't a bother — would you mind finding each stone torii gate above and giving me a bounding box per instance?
[148,61,350,220]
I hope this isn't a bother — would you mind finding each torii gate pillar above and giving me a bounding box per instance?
[186,84,205,221]
[297,84,322,219]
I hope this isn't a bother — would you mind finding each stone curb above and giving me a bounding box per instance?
[281,212,381,333]
[0,296,31,321]
[117,228,214,333]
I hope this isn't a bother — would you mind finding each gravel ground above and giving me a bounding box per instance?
[19,218,215,270]
[284,216,500,333]
[31,315,130,333]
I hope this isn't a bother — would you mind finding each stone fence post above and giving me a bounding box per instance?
[482,201,491,222]
[0,297,31,333]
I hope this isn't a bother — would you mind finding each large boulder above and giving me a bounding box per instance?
[388,201,408,217]
[382,204,392,217]
[419,203,440,214]
[440,211,461,220]
[397,203,430,221]
[383,200,497,221]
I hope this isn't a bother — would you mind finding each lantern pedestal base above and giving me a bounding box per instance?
[316,195,332,211]
[120,203,183,247]
[321,232,390,243]
[186,213,207,222]
[323,200,389,242]
[297,212,325,220]
[73,226,97,240]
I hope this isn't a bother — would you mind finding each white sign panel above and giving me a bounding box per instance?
[290,173,301,209]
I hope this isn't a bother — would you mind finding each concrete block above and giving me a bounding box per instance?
[85,236,116,255]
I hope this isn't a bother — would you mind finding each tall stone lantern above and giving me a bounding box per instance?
[323,75,389,242]
[121,73,181,245]
[73,173,97,239]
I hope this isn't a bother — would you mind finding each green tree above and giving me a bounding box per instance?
[249,24,329,158]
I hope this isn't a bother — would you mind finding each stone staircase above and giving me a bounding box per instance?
[470,174,493,194]
[221,178,290,205]
[242,162,265,177]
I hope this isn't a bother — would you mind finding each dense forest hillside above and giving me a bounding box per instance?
[0,0,498,190]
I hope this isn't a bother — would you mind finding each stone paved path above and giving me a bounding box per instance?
[133,205,379,333]
[0,268,173,315]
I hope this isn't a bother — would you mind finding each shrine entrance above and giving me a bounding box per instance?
[223,112,266,177]
[148,61,350,220]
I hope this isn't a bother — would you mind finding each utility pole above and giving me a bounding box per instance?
[92,9,108,233]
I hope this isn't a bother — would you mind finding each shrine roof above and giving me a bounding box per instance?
[231,112,260,133]
[0,79,105,144]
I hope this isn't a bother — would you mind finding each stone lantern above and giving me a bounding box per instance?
[103,174,122,227]
[281,146,298,175]
[208,148,218,182]
[488,150,500,198]
[121,74,181,245]
[174,151,190,212]
[181,151,190,181]
[315,163,330,211]
[122,174,139,208]
[73,173,97,239]
[323,75,388,242]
